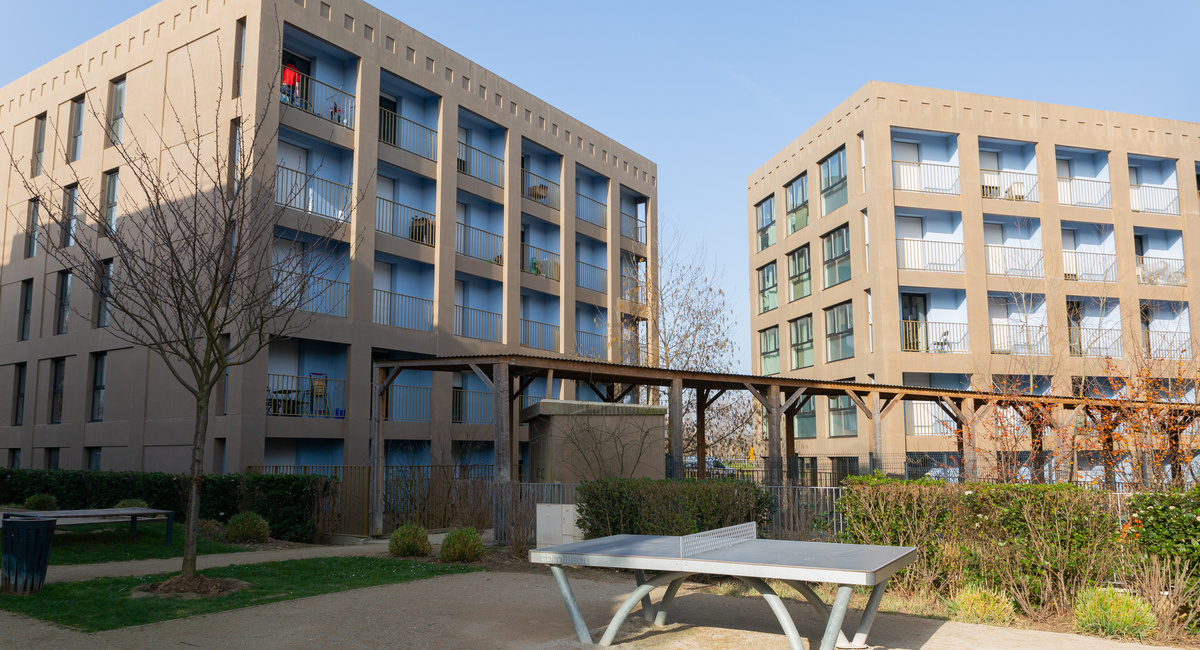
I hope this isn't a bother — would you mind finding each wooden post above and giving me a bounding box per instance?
[493,363,511,483]
[369,366,385,537]
[784,398,796,480]
[870,392,882,473]
[767,384,781,485]
[668,377,683,478]
[696,388,707,480]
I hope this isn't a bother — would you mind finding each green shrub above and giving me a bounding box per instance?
[23,493,58,510]
[575,478,774,539]
[1126,489,1200,564]
[439,527,485,563]
[948,585,1015,626]
[113,498,148,509]
[197,519,226,540]
[389,523,432,557]
[1074,587,1157,640]
[225,512,270,543]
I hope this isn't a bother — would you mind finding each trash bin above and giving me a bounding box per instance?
[1,514,56,595]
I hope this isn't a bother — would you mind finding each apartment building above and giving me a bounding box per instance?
[747,81,1198,472]
[0,0,657,474]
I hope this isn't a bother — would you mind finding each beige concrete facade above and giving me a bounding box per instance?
[0,0,657,473]
[747,81,1200,467]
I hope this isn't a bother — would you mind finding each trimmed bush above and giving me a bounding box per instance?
[575,478,774,539]
[948,585,1015,626]
[224,512,270,543]
[197,519,226,541]
[1126,489,1200,564]
[1074,587,1157,640]
[389,523,432,557]
[23,493,58,510]
[113,498,148,509]
[439,527,485,563]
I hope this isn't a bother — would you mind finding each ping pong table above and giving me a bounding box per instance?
[529,522,916,650]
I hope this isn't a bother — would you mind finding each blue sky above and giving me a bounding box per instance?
[4,0,1198,371]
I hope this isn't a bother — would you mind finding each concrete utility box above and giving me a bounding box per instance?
[522,400,667,484]
[536,503,584,547]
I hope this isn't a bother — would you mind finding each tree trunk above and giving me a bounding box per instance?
[180,393,211,579]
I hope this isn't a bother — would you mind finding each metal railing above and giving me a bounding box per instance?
[378,108,436,160]
[454,304,501,342]
[576,193,607,228]
[1136,256,1186,287]
[457,141,503,187]
[900,320,970,353]
[384,465,495,534]
[990,323,1049,356]
[452,389,493,424]
[980,169,1039,202]
[280,69,356,129]
[892,160,960,195]
[456,222,503,264]
[373,289,433,331]
[895,239,964,273]
[985,245,1044,278]
[376,196,435,246]
[576,260,606,293]
[1062,250,1117,283]
[1130,184,1180,215]
[519,394,544,412]
[904,402,956,436]
[1058,176,1112,209]
[275,166,352,222]
[272,269,348,317]
[521,169,560,210]
[266,373,346,418]
[1068,327,1123,358]
[574,330,607,359]
[621,276,647,305]
[520,319,559,352]
[1143,330,1194,360]
[385,385,431,422]
[620,212,646,244]
[521,243,560,281]
[248,464,369,536]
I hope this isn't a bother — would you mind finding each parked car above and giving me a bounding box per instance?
[682,456,737,478]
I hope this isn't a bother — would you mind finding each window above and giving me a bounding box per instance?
[97,260,113,327]
[831,456,860,481]
[109,79,126,145]
[12,363,26,426]
[760,326,780,375]
[45,447,60,470]
[90,352,107,422]
[825,301,854,361]
[829,392,859,437]
[233,18,247,98]
[68,96,84,163]
[49,358,65,424]
[794,398,815,439]
[86,447,102,471]
[790,315,814,369]
[785,174,809,234]
[32,114,47,176]
[63,185,78,247]
[229,118,243,193]
[19,279,34,341]
[757,262,778,313]
[103,170,119,234]
[787,245,811,301]
[756,196,776,251]
[7,449,19,469]
[820,147,848,215]
[56,271,72,335]
[25,200,38,259]
[822,224,852,287]
[218,334,230,415]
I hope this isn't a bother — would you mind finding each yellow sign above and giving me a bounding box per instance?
[749,447,755,462]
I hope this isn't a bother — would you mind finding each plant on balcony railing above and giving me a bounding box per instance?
[280,68,355,129]
[452,388,493,424]
[985,245,1044,278]
[376,197,435,246]
[454,304,501,342]
[900,321,969,354]
[981,169,1039,202]
[895,239,964,273]
[520,319,559,351]
[373,289,433,331]
[574,330,607,359]
[1068,327,1123,358]
[457,141,503,187]
[385,384,431,422]
[275,166,352,222]
[1062,251,1117,283]
[456,222,503,264]
[576,193,606,228]
[576,260,606,293]
[272,269,348,318]
[266,373,346,418]
[990,323,1049,356]
[892,160,960,195]
[1057,177,1111,209]
[378,107,436,161]
[1130,184,1180,215]
[521,243,560,281]
[620,212,647,244]
[1136,256,1186,287]
[522,169,560,210]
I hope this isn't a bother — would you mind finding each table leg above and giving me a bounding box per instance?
[166,512,175,547]
[653,576,688,626]
[782,580,852,648]
[598,571,689,646]
[736,576,803,650]
[633,570,656,622]
[550,565,592,644]
[820,586,854,650]
[130,515,138,533]
[846,578,888,648]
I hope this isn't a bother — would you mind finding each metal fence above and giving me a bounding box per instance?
[248,464,369,536]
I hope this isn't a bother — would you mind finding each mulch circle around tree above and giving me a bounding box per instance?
[133,575,252,599]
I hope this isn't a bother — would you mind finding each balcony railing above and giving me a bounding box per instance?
[385,384,431,422]
[373,289,433,331]
[620,340,645,366]
[376,197,435,246]
[576,260,606,293]
[1063,251,1117,283]
[456,222,503,264]
[1136,256,1186,287]
[990,323,1049,356]
[904,402,956,436]
[576,193,607,228]
[1058,177,1111,209]
[575,330,607,359]
[621,276,647,305]
[620,212,647,244]
[266,373,346,418]
[519,394,545,412]
[900,321,970,354]
[521,243,560,281]
[280,69,355,129]
[895,239,964,273]
[454,304,501,342]
[452,388,493,424]
[520,319,559,352]
[275,166,352,222]
[981,169,1039,202]
[522,169,560,210]
[1068,327,1123,358]
[272,269,348,318]
[378,108,436,161]
[1143,330,1194,360]
[457,142,503,187]
[1130,185,1180,215]
[985,245,1044,278]
[892,160,960,195]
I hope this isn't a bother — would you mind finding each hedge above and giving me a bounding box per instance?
[0,468,334,543]
[575,477,774,539]
[1126,488,1200,564]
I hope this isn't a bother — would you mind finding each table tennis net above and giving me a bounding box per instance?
[679,522,757,558]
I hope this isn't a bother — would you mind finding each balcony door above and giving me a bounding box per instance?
[989,296,1013,353]
[984,222,1005,274]
[1057,159,1072,204]
[894,141,920,191]
[901,292,928,352]
[980,150,1000,198]
[896,215,923,269]
[277,142,308,211]
[1129,166,1142,211]
[1067,299,1083,356]
[1062,229,1077,278]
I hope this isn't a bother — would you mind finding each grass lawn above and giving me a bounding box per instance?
[45,522,247,565]
[0,556,479,632]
